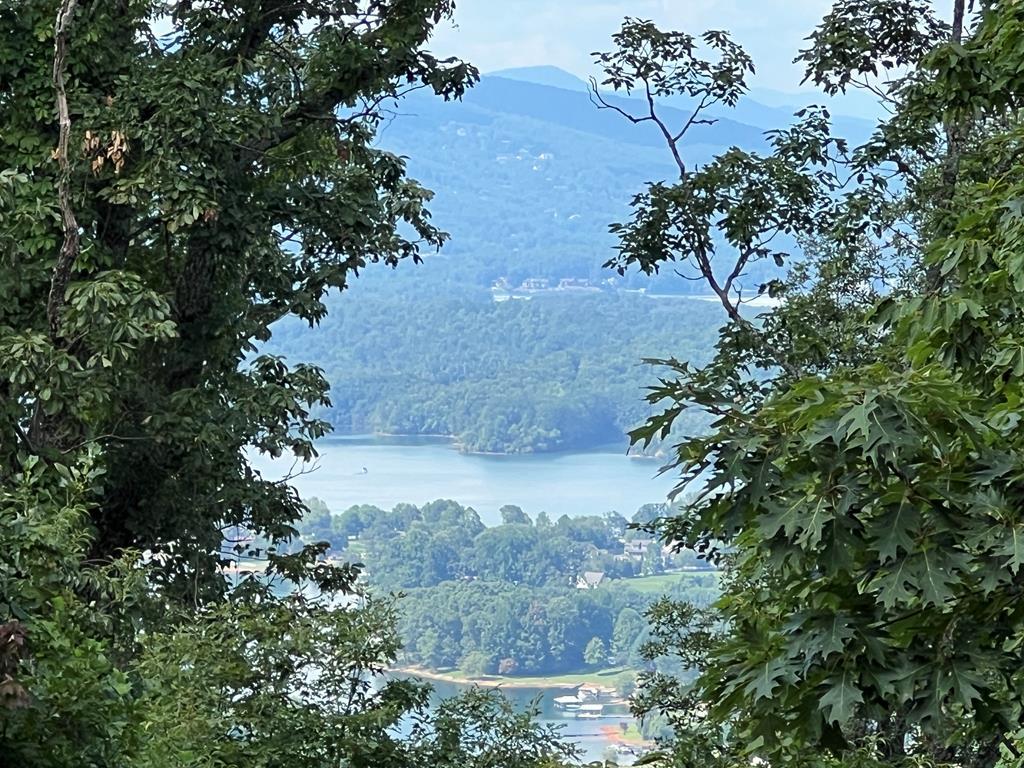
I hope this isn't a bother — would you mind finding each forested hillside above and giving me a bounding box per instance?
[265,71,869,454]
[294,498,718,677]
[267,290,723,452]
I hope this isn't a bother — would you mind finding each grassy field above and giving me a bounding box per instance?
[611,570,718,594]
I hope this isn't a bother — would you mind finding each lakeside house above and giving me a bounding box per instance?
[622,539,656,559]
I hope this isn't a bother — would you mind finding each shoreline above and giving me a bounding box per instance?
[599,724,648,747]
[389,665,622,695]
[329,431,651,459]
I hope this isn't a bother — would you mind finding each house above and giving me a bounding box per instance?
[622,539,655,559]
[557,278,594,290]
[576,571,605,590]
[520,278,549,290]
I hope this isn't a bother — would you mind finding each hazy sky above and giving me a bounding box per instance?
[429,0,836,93]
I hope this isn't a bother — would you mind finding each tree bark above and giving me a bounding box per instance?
[47,0,80,344]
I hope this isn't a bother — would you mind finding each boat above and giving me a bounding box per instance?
[553,694,582,711]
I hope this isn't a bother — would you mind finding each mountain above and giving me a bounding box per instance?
[270,69,878,452]
[365,70,873,294]
[484,66,876,147]
[489,65,589,91]
[749,85,887,122]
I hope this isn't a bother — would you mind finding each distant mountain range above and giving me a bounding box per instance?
[491,65,884,130]
[360,66,877,295]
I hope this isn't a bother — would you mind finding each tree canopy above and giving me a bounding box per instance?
[599,1,1024,766]
[0,2,569,765]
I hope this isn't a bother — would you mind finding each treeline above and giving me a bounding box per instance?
[399,581,650,676]
[296,498,717,676]
[267,291,722,453]
[299,498,709,590]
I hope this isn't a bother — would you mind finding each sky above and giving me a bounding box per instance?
[429,0,838,94]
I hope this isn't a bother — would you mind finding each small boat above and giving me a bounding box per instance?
[553,695,582,711]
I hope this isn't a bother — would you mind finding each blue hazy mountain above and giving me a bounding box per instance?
[489,65,589,91]
[491,65,877,148]
[366,69,873,294]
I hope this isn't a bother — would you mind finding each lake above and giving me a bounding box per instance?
[393,675,641,765]
[248,435,678,523]
[251,434,673,762]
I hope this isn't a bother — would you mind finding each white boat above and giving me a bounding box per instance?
[553,695,582,711]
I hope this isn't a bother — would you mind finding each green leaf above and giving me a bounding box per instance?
[910,549,961,608]
[870,558,916,608]
[744,659,788,702]
[819,614,855,657]
[995,525,1024,573]
[948,662,985,708]
[819,670,863,725]
[870,501,919,562]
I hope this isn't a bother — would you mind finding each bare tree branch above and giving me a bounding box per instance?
[643,79,687,178]
[588,78,653,125]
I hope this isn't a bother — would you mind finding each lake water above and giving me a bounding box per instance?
[394,676,640,765]
[251,435,671,762]
[248,435,677,524]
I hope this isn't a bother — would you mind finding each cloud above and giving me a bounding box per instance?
[430,0,836,91]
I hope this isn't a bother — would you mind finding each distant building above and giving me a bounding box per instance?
[557,278,595,290]
[520,278,550,290]
[576,571,606,590]
[623,539,656,559]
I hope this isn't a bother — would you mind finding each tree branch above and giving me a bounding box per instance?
[643,79,687,178]
[588,78,653,125]
[48,0,80,345]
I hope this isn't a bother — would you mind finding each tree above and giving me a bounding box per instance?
[0,0,475,597]
[500,504,532,526]
[583,637,607,668]
[459,650,495,678]
[604,511,630,538]
[470,525,541,584]
[611,607,645,666]
[640,544,664,577]
[0,3,570,766]
[599,2,1024,766]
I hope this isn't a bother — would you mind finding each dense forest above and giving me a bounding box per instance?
[268,290,723,452]
[294,498,717,676]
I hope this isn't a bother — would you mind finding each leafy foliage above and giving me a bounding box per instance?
[0,0,477,594]
[598,2,1024,766]
[0,2,571,765]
